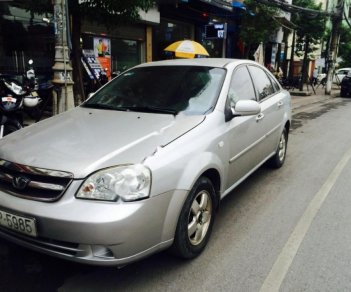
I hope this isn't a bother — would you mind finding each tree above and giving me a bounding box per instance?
[239,0,280,59]
[23,0,154,103]
[291,0,326,90]
[337,24,351,68]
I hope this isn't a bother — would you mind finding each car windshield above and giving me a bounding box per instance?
[82,66,226,115]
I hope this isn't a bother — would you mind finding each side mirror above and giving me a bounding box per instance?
[234,100,261,116]
[225,99,261,122]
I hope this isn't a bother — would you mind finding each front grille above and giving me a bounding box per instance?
[0,159,73,202]
[0,226,80,256]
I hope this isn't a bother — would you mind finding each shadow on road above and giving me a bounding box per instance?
[292,98,350,130]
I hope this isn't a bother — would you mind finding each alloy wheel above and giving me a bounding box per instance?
[187,190,213,246]
[278,132,286,162]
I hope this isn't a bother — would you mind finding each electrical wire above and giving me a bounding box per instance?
[254,0,336,17]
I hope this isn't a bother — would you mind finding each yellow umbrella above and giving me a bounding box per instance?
[164,40,209,59]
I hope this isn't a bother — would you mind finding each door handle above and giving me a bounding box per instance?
[256,113,265,122]
[277,101,284,108]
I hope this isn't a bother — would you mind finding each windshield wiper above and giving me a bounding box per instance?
[118,106,178,115]
[82,104,178,115]
[82,103,125,111]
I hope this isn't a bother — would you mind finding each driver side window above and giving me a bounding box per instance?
[228,66,256,107]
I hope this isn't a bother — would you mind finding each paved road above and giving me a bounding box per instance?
[1,92,351,292]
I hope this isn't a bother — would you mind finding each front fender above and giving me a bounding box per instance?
[5,117,22,129]
[159,152,226,243]
[175,151,226,193]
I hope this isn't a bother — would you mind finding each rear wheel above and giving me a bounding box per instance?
[268,128,288,168]
[171,176,216,259]
[340,88,347,97]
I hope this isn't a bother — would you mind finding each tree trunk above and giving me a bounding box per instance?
[282,28,289,78]
[244,42,251,59]
[71,3,85,104]
[288,30,296,80]
[299,39,309,91]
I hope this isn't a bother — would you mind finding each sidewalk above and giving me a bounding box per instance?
[290,85,339,112]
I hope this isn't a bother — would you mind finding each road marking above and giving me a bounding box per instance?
[260,146,351,292]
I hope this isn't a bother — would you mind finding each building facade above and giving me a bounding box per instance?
[0,0,245,89]
[0,1,54,80]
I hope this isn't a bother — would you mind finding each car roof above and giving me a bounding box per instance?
[337,68,351,71]
[135,58,259,69]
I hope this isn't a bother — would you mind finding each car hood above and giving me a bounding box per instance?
[0,107,205,178]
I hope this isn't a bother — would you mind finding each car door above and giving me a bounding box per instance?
[225,65,264,188]
[247,65,286,162]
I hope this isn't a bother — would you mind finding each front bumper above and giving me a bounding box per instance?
[0,181,188,266]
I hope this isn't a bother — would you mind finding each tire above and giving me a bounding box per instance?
[268,128,288,168]
[171,176,216,259]
[3,124,20,136]
[340,89,347,97]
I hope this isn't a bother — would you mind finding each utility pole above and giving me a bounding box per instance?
[325,0,344,94]
[52,0,75,113]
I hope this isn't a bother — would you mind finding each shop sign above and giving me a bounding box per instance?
[204,23,227,39]
[82,49,103,80]
[93,37,112,79]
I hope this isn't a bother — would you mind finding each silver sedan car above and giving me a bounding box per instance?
[0,58,291,266]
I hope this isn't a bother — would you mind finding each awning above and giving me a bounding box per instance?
[273,16,298,30]
[198,0,233,11]
[232,1,246,10]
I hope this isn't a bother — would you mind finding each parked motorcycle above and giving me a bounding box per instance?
[0,59,42,138]
[98,68,109,86]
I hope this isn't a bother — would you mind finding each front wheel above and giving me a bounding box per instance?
[268,128,288,168]
[4,124,20,136]
[171,177,217,259]
[1,122,21,137]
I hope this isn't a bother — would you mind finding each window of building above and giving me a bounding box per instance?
[153,19,194,60]
[82,34,141,74]
[111,39,141,72]
[0,2,54,79]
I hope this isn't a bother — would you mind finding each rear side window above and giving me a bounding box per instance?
[228,66,256,106]
[268,75,281,92]
[248,66,274,101]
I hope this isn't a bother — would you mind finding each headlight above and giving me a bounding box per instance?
[76,164,151,202]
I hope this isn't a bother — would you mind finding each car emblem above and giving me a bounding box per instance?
[12,176,30,190]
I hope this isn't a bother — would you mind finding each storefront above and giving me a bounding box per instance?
[81,22,146,76]
[0,1,54,80]
[153,18,194,60]
[154,0,242,60]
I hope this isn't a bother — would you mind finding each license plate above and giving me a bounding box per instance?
[1,96,16,103]
[0,209,37,237]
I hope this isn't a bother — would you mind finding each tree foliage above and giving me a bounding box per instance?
[338,24,351,67]
[290,0,326,89]
[22,0,155,103]
[291,0,326,57]
[239,0,280,58]
[69,0,154,24]
[22,0,154,22]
